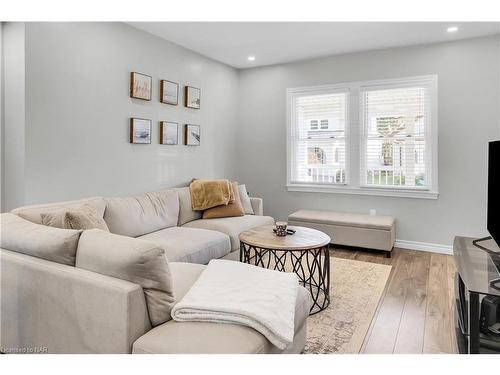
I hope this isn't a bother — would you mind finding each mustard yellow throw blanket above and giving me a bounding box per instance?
[190,179,234,211]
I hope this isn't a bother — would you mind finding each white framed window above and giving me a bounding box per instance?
[287,85,349,186]
[287,75,438,199]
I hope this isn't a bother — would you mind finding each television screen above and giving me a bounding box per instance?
[488,140,500,246]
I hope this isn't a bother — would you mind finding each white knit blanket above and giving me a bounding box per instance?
[171,259,299,349]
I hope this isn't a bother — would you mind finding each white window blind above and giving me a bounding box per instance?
[287,76,437,198]
[290,91,348,185]
[360,85,431,189]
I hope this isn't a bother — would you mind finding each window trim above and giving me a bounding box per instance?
[286,75,439,199]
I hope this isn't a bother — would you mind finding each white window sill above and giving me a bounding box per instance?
[286,184,439,199]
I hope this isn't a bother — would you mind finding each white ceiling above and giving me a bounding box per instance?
[128,22,500,69]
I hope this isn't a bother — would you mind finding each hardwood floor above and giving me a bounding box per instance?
[331,247,457,354]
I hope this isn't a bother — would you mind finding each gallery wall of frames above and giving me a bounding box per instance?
[129,71,201,146]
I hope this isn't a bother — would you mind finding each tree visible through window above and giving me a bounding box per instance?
[361,86,430,188]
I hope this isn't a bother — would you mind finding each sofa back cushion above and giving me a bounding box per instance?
[0,213,81,266]
[75,229,175,326]
[176,187,202,226]
[11,197,106,225]
[104,189,179,237]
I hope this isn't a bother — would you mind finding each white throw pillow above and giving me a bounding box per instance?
[238,184,254,215]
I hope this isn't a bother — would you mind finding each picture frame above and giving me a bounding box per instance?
[160,121,179,145]
[130,118,152,144]
[160,80,179,105]
[184,124,201,146]
[130,72,152,101]
[185,86,201,109]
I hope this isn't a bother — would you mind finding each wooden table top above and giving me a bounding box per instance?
[239,225,331,250]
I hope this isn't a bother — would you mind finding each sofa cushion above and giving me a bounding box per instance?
[75,229,175,327]
[175,187,202,226]
[138,227,231,264]
[104,188,179,237]
[288,209,394,230]
[238,184,254,215]
[0,213,81,266]
[11,197,106,225]
[183,215,275,251]
[132,285,311,354]
[40,203,110,231]
[203,181,245,219]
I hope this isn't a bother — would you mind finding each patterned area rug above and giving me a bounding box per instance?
[304,258,391,354]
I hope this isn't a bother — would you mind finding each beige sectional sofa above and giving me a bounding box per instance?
[0,185,311,354]
[11,186,273,264]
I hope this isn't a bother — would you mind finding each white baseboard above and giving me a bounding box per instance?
[395,239,453,255]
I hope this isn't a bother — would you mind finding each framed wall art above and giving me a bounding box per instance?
[160,80,179,105]
[184,124,200,146]
[185,86,201,109]
[130,72,152,101]
[130,118,152,144]
[160,121,178,145]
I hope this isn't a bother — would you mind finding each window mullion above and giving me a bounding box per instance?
[349,86,359,188]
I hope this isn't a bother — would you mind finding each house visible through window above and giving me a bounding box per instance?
[287,76,438,198]
[308,146,326,165]
[288,90,348,185]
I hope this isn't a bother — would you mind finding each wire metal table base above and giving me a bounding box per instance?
[240,242,330,315]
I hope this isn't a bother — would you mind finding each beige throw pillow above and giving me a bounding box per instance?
[75,229,175,326]
[202,181,245,219]
[41,204,109,231]
[11,197,106,225]
[64,204,110,231]
[40,211,66,228]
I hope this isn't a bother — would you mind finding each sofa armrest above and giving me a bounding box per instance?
[0,249,151,353]
[249,197,263,216]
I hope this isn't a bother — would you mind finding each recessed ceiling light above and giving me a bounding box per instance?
[247,56,256,61]
[447,26,459,33]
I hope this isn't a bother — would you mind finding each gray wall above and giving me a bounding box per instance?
[0,23,3,211]
[1,23,25,211]
[236,36,500,246]
[5,22,239,209]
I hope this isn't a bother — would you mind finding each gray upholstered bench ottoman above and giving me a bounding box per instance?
[288,209,395,257]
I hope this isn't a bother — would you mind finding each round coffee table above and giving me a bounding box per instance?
[239,225,331,315]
